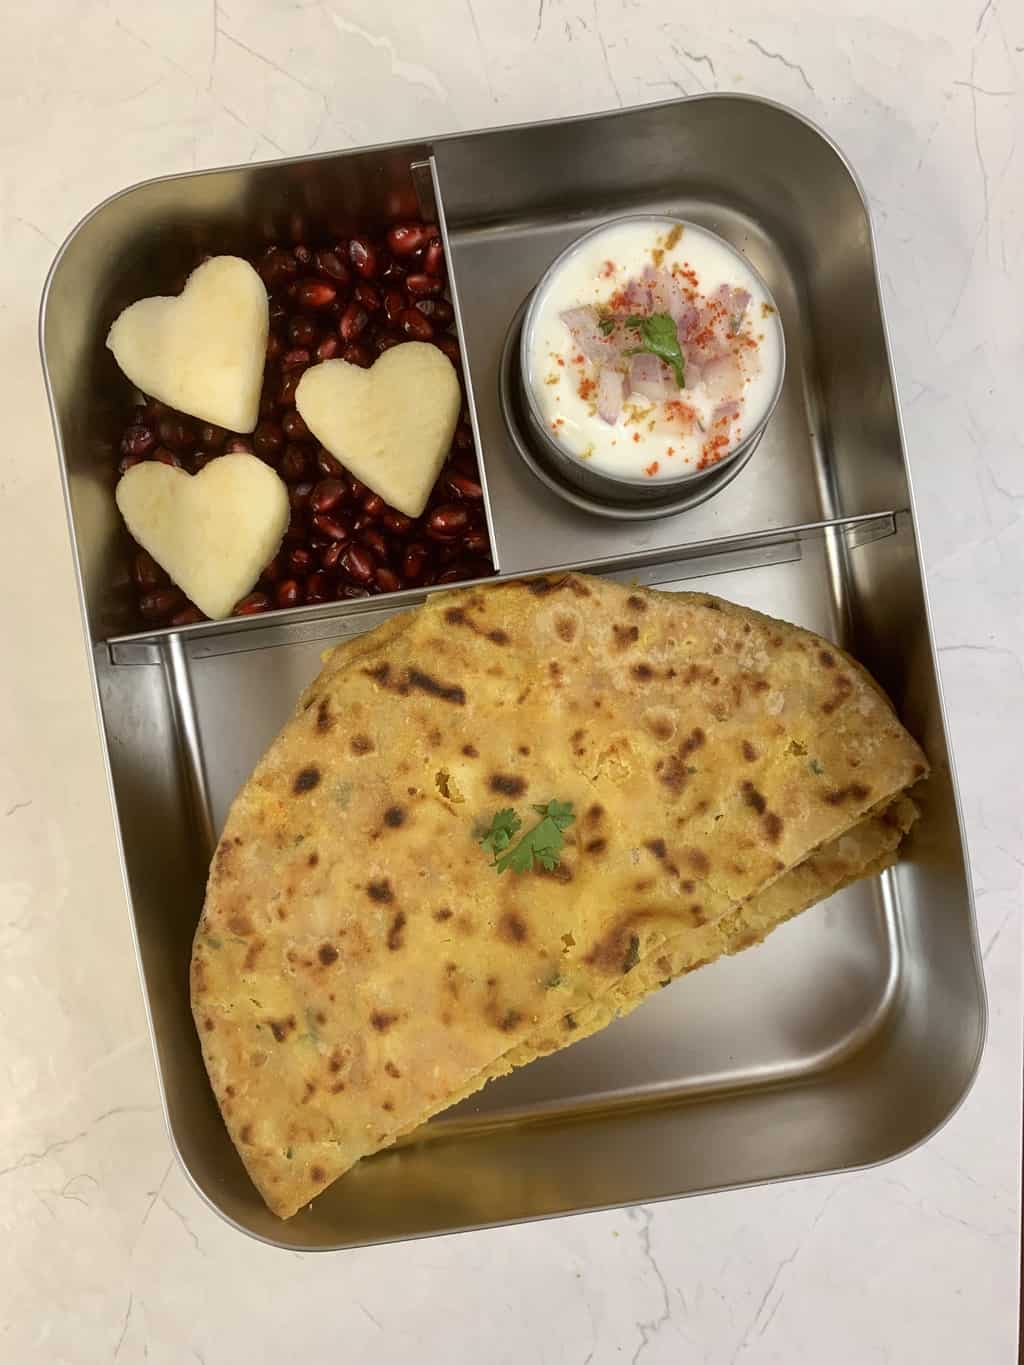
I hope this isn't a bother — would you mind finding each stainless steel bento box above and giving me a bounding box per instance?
[41,95,985,1251]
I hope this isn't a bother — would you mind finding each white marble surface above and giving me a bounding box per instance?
[1,1,1021,1361]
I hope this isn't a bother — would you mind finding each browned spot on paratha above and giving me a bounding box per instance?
[386,911,407,951]
[824,783,871,806]
[498,911,528,943]
[293,766,321,794]
[489,773,526,797]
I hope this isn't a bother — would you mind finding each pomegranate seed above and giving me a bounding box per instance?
[288,480,315,510]
[293,278,337,309]
[342,544,376,583]
[198,424,226,449]
[158,417,195,450]
[338,301,369,342]
[232,592,271,616]
[400,308,433,341]
[288,315,318,348]
[383,288,405,324]
[405,272,443,298]
[316,335,340,361]
[386,223,435,256]
[354,282,381,312]
[361,492,385,518]
[425,504,469,539]
[452,423,475,452]
[118,451,145,475]
[314,249,351,286]
[320,541,345,571]
[348,237,379,278]
[266,334,283,362]
[464,530,490,556]
[282,409,311,441]
[120,424,155,459]
[132,549,165,589]
[415,297,455,327]
[362,529,390,560]
[190,451,214,473]
[310,478,347,513]
[375,566,402,592]
[259,247,298,291]
[282,347,311,370]
[171,605,206,626]
[373,331,405,354]
[446,472,483,500]
[380,508,413,534]
[401,543,429,582]
[253,420,284,461]
[316,447,344,479]
[139,587,185,620]
[279,445,310,482]
[423,237,446,277]
[306,572,331,603]
[311,512,351,542]
[341,342,374,368]
[348,475,368,499]
[293,242,313,266]
[261,554,285,584]
[338,583,371,600]
[152,447,183,468]
[275,578,305,609]
[279,373,300,407]
[287,546,314,577]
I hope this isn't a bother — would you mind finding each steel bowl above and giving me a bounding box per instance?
[517,214,786,508]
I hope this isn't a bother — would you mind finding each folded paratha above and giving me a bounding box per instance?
[191,574,927,1217]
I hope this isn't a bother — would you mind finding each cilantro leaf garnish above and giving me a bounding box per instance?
[622,312,686,389]
[479,808,522,859]
[598,317,616,336]
[483,800,576,875]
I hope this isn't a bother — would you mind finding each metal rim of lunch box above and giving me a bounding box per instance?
[514,214,787,513]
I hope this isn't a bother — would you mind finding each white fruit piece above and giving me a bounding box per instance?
[107,256,269,434]
[116,455,289,620]
[295,342,462,519]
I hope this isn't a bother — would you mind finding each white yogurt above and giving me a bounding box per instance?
[525,218,784,481]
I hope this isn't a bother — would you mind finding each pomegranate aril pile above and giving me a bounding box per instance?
[113,220,493,628]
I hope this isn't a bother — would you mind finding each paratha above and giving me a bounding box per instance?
[191,573,927,1217]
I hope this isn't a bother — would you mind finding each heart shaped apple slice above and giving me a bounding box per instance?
[107,256,269,434]
[295,342,461,519]
[116,455,289,620]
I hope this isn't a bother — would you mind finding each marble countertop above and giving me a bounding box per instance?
[1,2,1020,1361]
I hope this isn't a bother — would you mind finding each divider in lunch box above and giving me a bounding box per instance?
[103,511,901,666]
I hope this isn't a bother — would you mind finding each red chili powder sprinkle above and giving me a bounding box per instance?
[632,432,641,443]
[697,434,730,471]
[578,376,596,400]
[556,356,565,367]
[601,259,616,278]
[644,461,660,476]
[573,353,585,364]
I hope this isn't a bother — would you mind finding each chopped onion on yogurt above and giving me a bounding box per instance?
[526,219,783,479]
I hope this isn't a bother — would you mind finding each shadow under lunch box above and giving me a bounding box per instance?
[40,94,985,1252]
